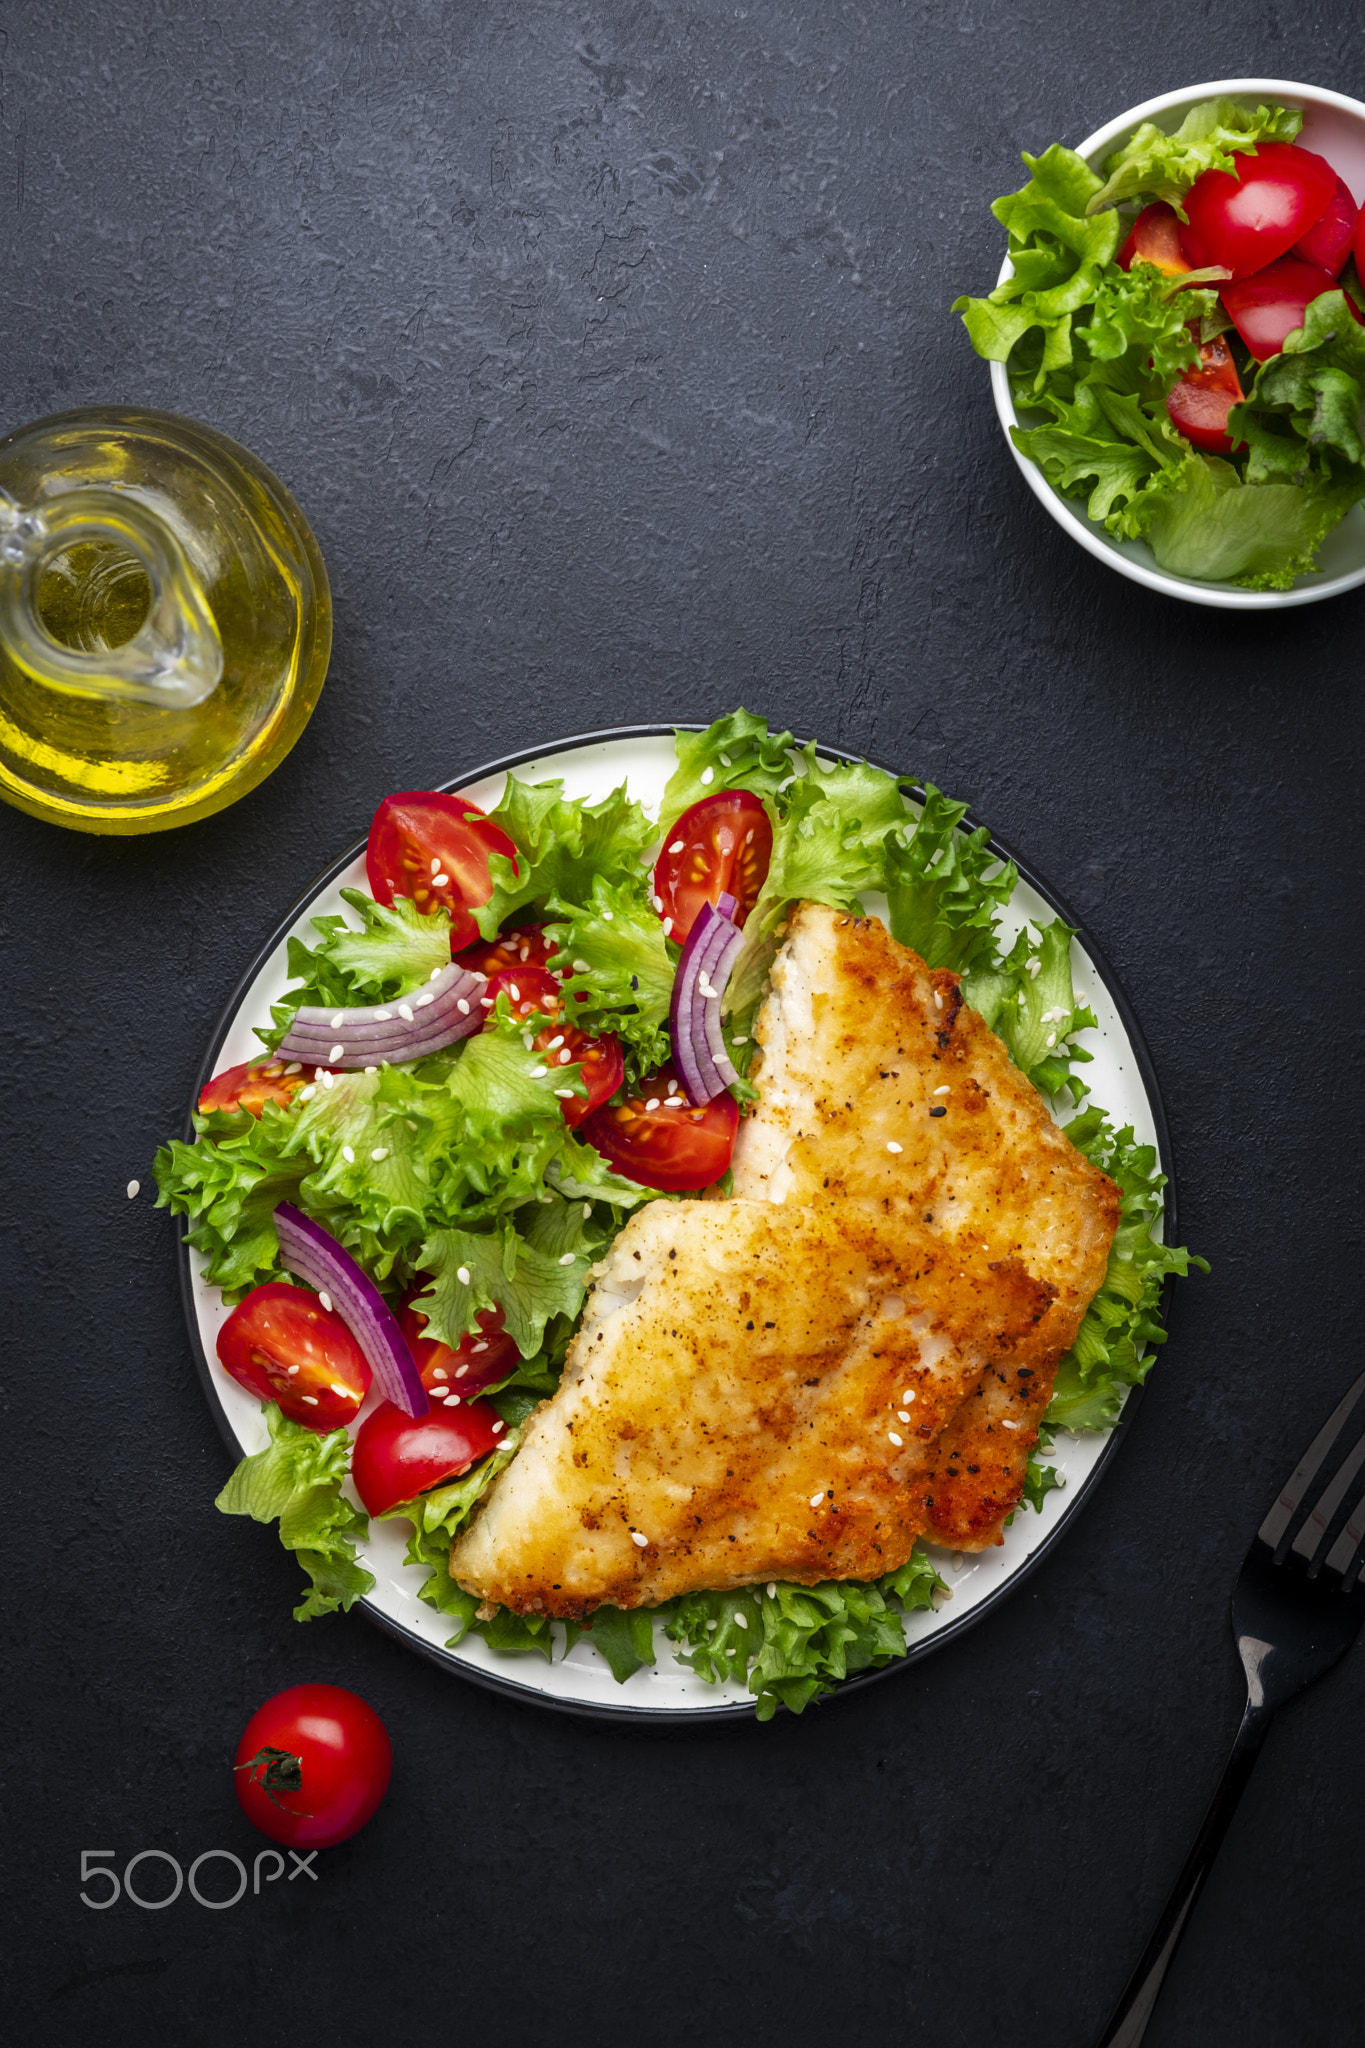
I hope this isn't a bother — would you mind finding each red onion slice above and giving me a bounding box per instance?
[277,962,487,1069]
[670,898,742,1106]
[274,1203,429,1417]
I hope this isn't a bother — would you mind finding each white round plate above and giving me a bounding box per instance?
[179,729,1175,1720]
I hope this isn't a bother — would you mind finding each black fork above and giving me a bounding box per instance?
[1095,1369,1365,2047]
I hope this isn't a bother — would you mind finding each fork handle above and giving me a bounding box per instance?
[1094,1699,1273,2047]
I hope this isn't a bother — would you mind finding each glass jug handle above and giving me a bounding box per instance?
[0,486,223,708]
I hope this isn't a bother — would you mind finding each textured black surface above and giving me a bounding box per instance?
[2,4,1363,2043]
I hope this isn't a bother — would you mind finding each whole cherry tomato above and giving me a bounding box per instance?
[234,1684,392,1850]
[582,1061,738,1191]
[351,1397,506,1517]
[366,791,518,950]
[1165,332,1245,454]
[654,790,773,946]
[1221,255,1336,361]
[199,1057,315,1118]
[1181,142,1338,281]
[217,1282,371,1431]
[400,1296,520,1398]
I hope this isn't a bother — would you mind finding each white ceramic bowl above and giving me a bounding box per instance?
[990,78,1365,609]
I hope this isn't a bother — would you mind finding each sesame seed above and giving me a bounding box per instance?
[929,1105,946,1118]
[664,1097,684,1109]
[719,752,732,766]
[301,1395,318,1406]
[933,1084,950,1096]
[573,960,591,973]
[508,983,521,1001]
[457,999,469,1014]
[126,1179,140,1199]
[399,1004,414,1022]
[341,1145,355,1163]
[375,1010,393,1022]
[479,996,494,1007]
[933,991,943,1010]
[527,1064,547,1078]
[700,767,714,785]
[1046,1031,1057,1048]
[284,1061,302,1075]
[732,1034,748,1045]
[745,830,754,845]
[888,1431,904,1446]
[430,966,443,980]
[559,1048,572,1064]
[898,1410,911,1422]
[299,1085,316,1101]
[734,1611,748,1628]
[432,1367,447,1380]
[554,1087,575,1097]
[902,1389,916,1403]
[330,1013,344,1029]
[886,1140,903,1154]
[329,1043,344,1062]
[456,1363,470,1377]
[652,895,663,913]
[767,1582,777,1597]
[662,917,673,937]
[1001,1418,1019,1430]
[430,857,441,874]
[951,1553,965,1572]
[583,1202,592,1218]
[646,1097,661,1112]
[457,1266,471,1285]
[809,1491,824,1508]
[320,1071,334,1089]
[415,992,435,1009]
[432,872,450,887]
[364,1065,377,1075]
[471,1342,487,1354]
[444,1393,461,1407]
[602,909,613,921]
[669,840,684,854]
[547,1034,565,1050]
[1026,957,1041,978]
[558,1252,576,1266]
[330,1382,356,1399]
[370,1146,388,1161]
[287,1364,300,1375]
[491,1419,505,1434]
[631,1530,648,1547]
[318,1290,333,1312]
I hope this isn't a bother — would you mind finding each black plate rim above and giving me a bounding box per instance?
[176,723,1177,1726]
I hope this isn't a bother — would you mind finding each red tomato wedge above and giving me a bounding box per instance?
[234,1685,391,1851]
[478,965,625,1124]
[1165,333,1245,454]
[1182,142,1338,281]
[217,1282,372,1431]
[654,790,773,946]
[366,792,518,950]
[1221,255,1336,361]
[352,1397,505,1516]
[456,923,558,977]
[1117,201,1192,276]
[582,1061,738,1191]
[400,1297,520,1398]
[1293,173,1359,276]
[198,1057,315,1118]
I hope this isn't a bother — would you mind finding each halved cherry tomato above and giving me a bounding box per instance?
[1117,201,1192,276]
[456,923,558,977]
[400,1296,520,1398]
[351,1397,505,1516]
[1182,142,1338,281]
[654,790,773,946]
[478,965,624,1124]
[217,1281,371,1432]
[1294,173,1359,276]
[582,1061,738,1191]
[234,1684,391,1850]
[366,791,518,950]
[1221,255,1336,361]
[198,1057,315,1118]
[1166,332,1245,455]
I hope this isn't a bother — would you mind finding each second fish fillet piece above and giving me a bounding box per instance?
[448,1195,1054,1616]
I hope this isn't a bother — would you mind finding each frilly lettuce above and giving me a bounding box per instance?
[1087,97,1301,216]
[215,1405,374,1621]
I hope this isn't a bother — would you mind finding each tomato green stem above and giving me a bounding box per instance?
[234,1744,313,1815]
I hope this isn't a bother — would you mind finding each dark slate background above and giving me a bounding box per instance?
[3,3,1362,2042]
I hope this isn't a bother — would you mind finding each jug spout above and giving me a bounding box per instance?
[0,485,223,708]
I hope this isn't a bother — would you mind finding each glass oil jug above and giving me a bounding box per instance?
[0,407,331,833]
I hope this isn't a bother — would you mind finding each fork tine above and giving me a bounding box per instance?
[1324,1480,1365,1579]
[1258,1367,1365,1549]
[1290,1425,1365,1567]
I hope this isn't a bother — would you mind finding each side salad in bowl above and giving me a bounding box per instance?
[156,714,1202,1719]
[957,82,1365,601]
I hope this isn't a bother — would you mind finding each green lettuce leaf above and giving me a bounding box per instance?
[414,1193,601,1356]
[884,784,1018,974]
[980,919,1097,1103]
[658,708,798,836]
[544,874,677,1079]
[215,1405,374,1620]
[1046,1111,1208,1431]
[1087,98,1301,216]
[571,1606,658,1683]
[953,145,1122,369]
[474,776,657,939]
[154,1106,310,1298]
[1022,1453,1065,1514]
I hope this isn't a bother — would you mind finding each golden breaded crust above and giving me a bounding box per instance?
[449,1196,1054,1616]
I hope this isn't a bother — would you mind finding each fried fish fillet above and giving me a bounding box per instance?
[448,1196,1054,1615]
[731,903,1120,1547]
